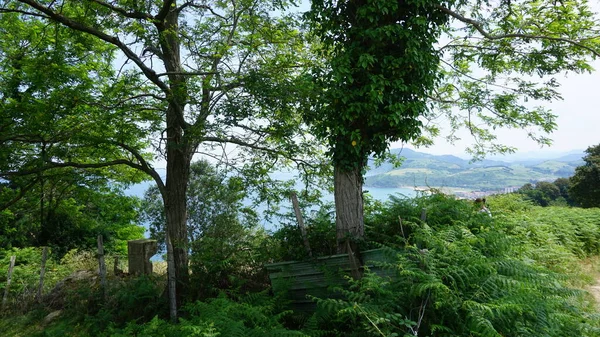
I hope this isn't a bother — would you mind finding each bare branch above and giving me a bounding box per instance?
[437,5,600,58]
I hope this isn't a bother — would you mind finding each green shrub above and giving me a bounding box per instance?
[189,223,273,300]
[270,203,337,261]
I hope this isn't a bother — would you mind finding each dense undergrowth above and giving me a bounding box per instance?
[2,193,600,336]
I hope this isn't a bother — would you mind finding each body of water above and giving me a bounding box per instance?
[126,181,419,232]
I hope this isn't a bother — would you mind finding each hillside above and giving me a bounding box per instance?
[365,148,584,191]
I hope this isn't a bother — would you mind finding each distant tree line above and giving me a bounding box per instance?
[516,144,600,208]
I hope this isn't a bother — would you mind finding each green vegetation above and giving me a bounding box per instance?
[570,144,600,208]
[365,149,582,191]
[3,194,600,336]
[516,178,575,207]
[141,160,271,300]
[0,171,144,257]
[2,0,600,332]
[511,145,600,208]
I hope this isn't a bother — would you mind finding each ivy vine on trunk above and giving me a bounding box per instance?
[305,0,450,254]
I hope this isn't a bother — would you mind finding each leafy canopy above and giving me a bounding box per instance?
[304,0,452,171]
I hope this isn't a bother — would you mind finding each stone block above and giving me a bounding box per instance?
[128,239,157,275]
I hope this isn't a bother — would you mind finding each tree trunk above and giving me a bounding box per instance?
[160,2,193,311]
[334,165,365,254]
[164,135,191,306]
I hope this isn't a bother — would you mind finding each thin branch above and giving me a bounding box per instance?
[0,177,40,211]
[113,142,166,194]
[200,136,320,169]
[0,7,50,19]
[156,71,217,77]
[437,5,600,58]
[176,2,227,20]
[440,58,518,92]
[89,0,153,20]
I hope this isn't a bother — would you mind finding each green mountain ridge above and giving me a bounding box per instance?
[366,149,584,191]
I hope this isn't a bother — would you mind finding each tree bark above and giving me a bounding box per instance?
[334,165,364,254]
[159,1,194,309]
[164,122,192,305]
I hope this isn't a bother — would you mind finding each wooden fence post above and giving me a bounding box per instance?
[37,247,48,302]
[2,255,16,310]
[290,192,312,258]
[97,235,107,294]
[420,208,427,222]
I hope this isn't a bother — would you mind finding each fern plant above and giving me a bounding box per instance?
[303,194,600,337]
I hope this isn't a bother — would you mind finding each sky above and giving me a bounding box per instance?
[399,63,600,157]
[388,0,600,158]
[118,1,600,163]
[288,0,600,159]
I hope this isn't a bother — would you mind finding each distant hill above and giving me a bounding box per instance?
[365,148,583,191]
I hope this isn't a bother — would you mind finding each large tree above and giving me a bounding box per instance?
[570,144,600,207]
[305,0,600,253]
[0,170,144,256]
[0,0,320,318]
[305,0,450,254]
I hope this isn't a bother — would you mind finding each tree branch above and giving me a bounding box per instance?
[155,0,176,21]
[113,142,166,194]
[437,5,600,58]
[200,136,320,169]
[89,0,152,20]
[156,71,218,77]
[176,2,227,20]
[0,7,50,19]
[0,177,40,212]
[0,160,144,178]
[16,0,171,94]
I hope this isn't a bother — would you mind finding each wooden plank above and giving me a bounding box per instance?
[266,248,397,307]
[290,192,312,258]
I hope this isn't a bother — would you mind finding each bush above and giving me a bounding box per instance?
[304,194,600,336]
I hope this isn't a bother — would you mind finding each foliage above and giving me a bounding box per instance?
[303,194,600,336]
[304,0,451,170]
[0,0,325,306]
[141,160,272,299]
[270,202,337,261]
[570,144,600,208]
[431,1,600,158]
[0,173,144,257]
[0,248,111,313]
[141,160,259,248]
[3,194,600,336]
[516,178,575,207]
